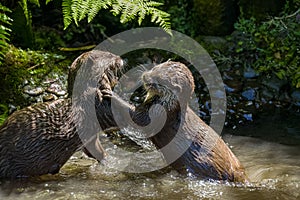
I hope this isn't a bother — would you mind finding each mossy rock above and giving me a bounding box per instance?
[238,0,286,21]
[192,0,239,36]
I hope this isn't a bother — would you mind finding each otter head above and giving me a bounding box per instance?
[142,61,195,110]
[68,50,124,97]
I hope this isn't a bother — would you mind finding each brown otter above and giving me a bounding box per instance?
[0,50,123,178]
[110,61,248,182]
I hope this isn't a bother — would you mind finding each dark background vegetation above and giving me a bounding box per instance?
[0,0,299,127]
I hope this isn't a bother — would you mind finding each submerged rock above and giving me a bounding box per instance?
[243,67,259,79]
[242,88,256,101]
[262,75,287,93]
[291,90,300,106]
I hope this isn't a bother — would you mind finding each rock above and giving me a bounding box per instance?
[262,75,287,93]
[261,88,274,101]
[242,113,253,121]
[291,90,300,106]
[243,67,259,79]
[224,80,243,93]
[8,104,17,115]
[55,90,67,96]
[242,88,256,101]
[224,84,235,93]
[43,94,56,102]
[46,83,67,97]
[43,78,58,84]
[23,86,44,96]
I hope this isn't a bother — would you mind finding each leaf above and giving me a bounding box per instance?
[62,0,73,29]
[28,0,40,6]
[46,0,54,4]
[62,0,171,33]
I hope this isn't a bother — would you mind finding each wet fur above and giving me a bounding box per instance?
[112,61,248,182]
[0,50,123,178]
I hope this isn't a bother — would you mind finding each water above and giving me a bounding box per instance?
[0,112,299,200]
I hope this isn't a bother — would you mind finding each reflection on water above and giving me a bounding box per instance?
[1,113,300,200]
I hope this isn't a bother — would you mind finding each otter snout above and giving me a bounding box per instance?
[142,72,152,84]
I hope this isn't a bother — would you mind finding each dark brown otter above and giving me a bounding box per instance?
[0,50,123,178]
[111,61,248,182]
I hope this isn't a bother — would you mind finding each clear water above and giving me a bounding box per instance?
[1,112,299,200]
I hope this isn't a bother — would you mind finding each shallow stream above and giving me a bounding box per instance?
[0,110,299,200]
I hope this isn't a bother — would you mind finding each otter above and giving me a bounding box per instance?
[0,50,123,178]
[110,61,248,182]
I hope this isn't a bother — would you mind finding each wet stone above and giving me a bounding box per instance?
[261,88,274,101]
[224,80,243,93]
[243,67,259,79]
[243,113,253,121]
[43,94,56,102]
[262,75,287,93]
[23,86,44,96]
[224,84,235,93]
[22,79,29,86]
[46,83,67,96]
[291,90,300,106]
[8,104,17,114]
[43,78,58,84]
[242,88,256,101]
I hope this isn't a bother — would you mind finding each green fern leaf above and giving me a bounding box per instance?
[78,0,89,22]
[28,0,40,6]
[62,0,73,29]
[46,0,54,4]
[87,0,111,23]
[0,3,12,64]
[71,0,82,26]
[62,0,171,34]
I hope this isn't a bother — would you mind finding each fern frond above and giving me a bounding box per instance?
[28,0,40,6]
[46,0,54,4]
[71,0,82,26]
[20,0,30,25]
[87,0,111,23]
[0,3,12,64]
[62,0,171,34]
[148,7,171,34]
[112,0,171,34]
[78,0,90,21]
[62,0,73,29]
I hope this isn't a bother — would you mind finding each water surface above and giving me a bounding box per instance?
[1,112,299,200]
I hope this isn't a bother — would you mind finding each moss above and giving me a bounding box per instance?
[0,45,70,108]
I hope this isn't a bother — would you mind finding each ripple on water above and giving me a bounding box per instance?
[0,133,299,200]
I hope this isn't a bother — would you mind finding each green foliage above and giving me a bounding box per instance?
[164,0,192,35]
[231,9,300,87]
[10,2,34,48]
[0,104,9,126]
[192,0,238,35]
[0,46,67,107]
[62,0,171,33]
[0,3,12,64]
